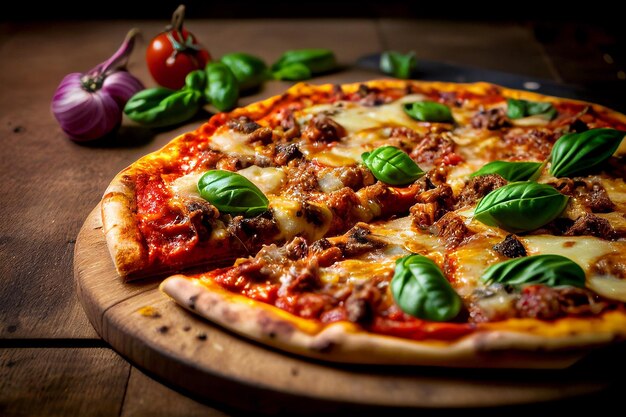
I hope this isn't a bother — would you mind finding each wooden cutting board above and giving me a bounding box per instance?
[74,205,615,414]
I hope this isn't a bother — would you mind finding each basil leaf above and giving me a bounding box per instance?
[220,53,268,91]
[474,182,568,233]
[272,62,312,81]
[361,146,424,185]
[197,170,269,217]
[549,128,625,178]
[124,88,202,127]
[481,254,585,288]
[205,62,239,111]
[506,98,557,120]
[403,101,453,123]
[184,69,206,92]
[271,49,337,75]
[391,254,461,322]
[380,51,416,79]
[470,161,542,182]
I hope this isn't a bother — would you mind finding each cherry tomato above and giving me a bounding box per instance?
[146,6,211,90]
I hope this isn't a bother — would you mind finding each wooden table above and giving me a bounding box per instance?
[1,18,624,416]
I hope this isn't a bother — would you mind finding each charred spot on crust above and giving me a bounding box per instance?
[157,325,169,334]
[493,234,527,258]
[188,295,199,310]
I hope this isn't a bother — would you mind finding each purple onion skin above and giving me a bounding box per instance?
[51,30,144,142]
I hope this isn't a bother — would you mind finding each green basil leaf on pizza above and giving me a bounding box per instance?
[197,170,269,217]
[361,146,424,185]
[481,254,585,288]
[391,254,461,322]
[471,161,543,182]
[474,182,568,233]
[549,128,625,178]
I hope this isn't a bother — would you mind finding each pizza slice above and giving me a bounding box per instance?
[102,81,463,280]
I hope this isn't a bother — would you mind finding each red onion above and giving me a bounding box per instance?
[51,29,144,141]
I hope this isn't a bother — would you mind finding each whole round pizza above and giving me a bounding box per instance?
[101,80,626,367]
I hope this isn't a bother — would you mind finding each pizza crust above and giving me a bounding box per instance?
[160,275,626,368]
[101,173,150,280]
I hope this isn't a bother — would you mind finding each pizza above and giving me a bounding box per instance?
[101,80,626,367]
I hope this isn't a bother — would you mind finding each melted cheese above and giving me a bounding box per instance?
[521,236,616,271]
[208,126,255,157]
[301,94,427,133]
[269,196,331,242]
[170,172,203,199]
[237,166,285,195]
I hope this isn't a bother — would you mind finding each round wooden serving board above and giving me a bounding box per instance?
[75,205,615,414]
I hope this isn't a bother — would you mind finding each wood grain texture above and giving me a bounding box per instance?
[378,19,554,79]
[121,367,230,417]
[0,348,129,417]
[75,207,609,414]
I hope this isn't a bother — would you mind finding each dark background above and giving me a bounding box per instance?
[5,0,625,100]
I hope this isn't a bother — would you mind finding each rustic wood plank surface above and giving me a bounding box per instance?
[1,17,624,417]
[0,348,129,417]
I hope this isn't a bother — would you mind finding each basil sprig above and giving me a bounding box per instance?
[204,62,240,111]
[507,98,557,120]
[403,101,454,123]
[220,52,268,91]
[197,170,269,217]
[549,128,625,178]
[474,182,568,233]
[361,146,424,185]
[481,254,585,288]
[391,254,461,322]
[124,87,203,128]
[271,49,337,81]
[380,51,416,79]
[471,161,543,182]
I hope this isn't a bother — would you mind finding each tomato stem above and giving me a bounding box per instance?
[171,4,185,32]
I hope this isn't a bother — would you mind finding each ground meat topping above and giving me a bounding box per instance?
[471,107,510,130]
[187,199,219,241]
[501,128,560,160]
[457,174,507,207]
[302,114,346,142]
[410,184,455,228]
[564,213,616,240]
[468,284,613,323]
[549,178,615,213]
[591,252,626,279]
[345,280,384,323]
[338,224,387,257]
[227,116,261,134]
[492,234,527,258]
[431,212,473,250]
[410,133,456,165]
[228,211,280,250]
[274,143,303,166]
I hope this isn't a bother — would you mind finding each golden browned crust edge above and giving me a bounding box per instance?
[103,80,626,281]
[101,173,149,281]
[160,276,626,368]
